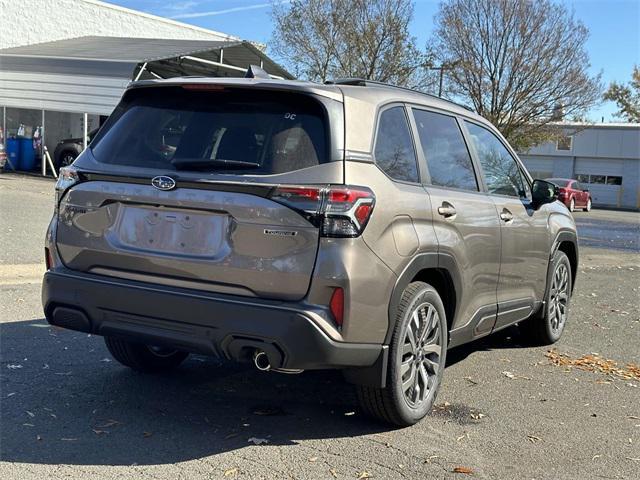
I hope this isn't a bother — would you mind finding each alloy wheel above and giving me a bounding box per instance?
[548,263,569,333]
[400,302,442,408]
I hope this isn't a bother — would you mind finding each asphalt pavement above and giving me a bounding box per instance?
[1,173,639,479]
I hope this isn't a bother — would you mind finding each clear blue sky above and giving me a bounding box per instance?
[108,0,639,121]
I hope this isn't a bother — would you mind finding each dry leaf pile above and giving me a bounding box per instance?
[545,349,640,381]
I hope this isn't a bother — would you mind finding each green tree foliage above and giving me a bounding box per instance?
[604,66,640,122]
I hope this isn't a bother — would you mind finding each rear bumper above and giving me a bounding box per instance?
[42,268,382,371]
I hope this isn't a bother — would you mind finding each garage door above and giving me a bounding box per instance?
[575,158,623,207]
[520,156,553,178]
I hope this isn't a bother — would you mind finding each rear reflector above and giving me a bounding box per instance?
[329,287,344,326]
[269,185,375,238]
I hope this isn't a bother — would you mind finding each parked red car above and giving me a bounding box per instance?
[546,178,592,212]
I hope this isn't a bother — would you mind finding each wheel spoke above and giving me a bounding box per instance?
[402,365,416,394]
[401,357,413,377]
[422,343,441,356]
[424,357,439,375]
[418,364,429,397]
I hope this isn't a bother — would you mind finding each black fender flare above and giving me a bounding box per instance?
[385,252,462,345]
[343,252,462,388]
[545,230,579,301]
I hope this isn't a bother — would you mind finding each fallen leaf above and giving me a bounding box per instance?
[252,406,285,416]
[357,471,372,479]
[247,437,269,445]
[309,456,319,462]
[502,371,516,379]
[592,454,602,461]
[527,435,542,443]
[329,468,338,478]
[95,419,120,428]
[223,467,238,477]
[453,466,473,474]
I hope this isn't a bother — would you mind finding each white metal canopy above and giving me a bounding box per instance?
[0,36,293,116]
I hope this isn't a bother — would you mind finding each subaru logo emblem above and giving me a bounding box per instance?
[151,176,176,191]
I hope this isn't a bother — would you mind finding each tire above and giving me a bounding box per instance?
[520,250,572,345]
[584,198,592,212]
[356,282,447,427]
[56,150,78,169]
[569,198,575,212]
[104,337,188,373]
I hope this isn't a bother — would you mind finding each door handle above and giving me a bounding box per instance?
[437,203,457,218]
[500,209,514,222]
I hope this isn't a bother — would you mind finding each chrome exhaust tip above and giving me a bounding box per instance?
[253,350,271,371]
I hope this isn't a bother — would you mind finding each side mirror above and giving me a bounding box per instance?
[532,179,558,209]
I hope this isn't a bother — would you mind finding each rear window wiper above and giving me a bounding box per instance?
[171,158,261,170]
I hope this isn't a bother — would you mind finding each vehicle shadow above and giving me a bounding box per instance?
[1,318,525,466]
[446,325,529,368]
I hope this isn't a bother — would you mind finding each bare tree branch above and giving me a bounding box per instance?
[433,0,603,150]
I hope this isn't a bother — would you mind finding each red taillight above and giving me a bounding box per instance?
[269,185,375,238]
[45,247,53,270]
[329,287,344,326]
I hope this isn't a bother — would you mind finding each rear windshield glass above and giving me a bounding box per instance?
[91,87,328,174]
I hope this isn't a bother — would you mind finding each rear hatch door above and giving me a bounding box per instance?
[55,84,343,301]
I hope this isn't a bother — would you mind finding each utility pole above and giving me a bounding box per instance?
[429,62,457,97]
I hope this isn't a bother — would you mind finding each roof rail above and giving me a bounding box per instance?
[326,78,474,112]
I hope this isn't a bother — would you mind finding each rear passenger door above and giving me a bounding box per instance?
[463,121,550,329]
[409,107,501,342]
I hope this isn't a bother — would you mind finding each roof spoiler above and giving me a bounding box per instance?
[245,65,271,79]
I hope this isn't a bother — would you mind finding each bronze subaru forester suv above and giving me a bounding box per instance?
[43,77,577,426]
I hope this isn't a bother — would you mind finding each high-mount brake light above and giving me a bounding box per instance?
[269,185,375,238]
[181,84,226,91]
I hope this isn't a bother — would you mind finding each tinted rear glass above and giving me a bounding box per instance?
[91,87,328,174]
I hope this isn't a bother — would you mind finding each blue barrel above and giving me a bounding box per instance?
[5,138,20,170]
[19,138,35,171]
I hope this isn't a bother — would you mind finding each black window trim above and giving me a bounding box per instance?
[407,104,482,194]
[461,118,533,201]
[371,102,423,186]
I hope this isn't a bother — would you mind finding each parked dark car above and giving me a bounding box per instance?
[546,178,592,212]
[53,129,98,169]
[43,77,578,426]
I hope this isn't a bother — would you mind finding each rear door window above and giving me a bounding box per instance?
[412,109,478,191]
[91,87,328,175]
[373,106,420,183]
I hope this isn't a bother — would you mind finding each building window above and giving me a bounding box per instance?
[590,175,606,184]
[575,174,589,183]
[606,176,623,185]
[556,135,573,151]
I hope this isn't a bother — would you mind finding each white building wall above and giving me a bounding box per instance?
[0,0,235,49]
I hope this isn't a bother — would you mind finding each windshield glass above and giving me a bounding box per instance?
[91,87,328,175]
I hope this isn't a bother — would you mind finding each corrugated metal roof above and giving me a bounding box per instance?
[0,36,240,63]
[0,36,293,115]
